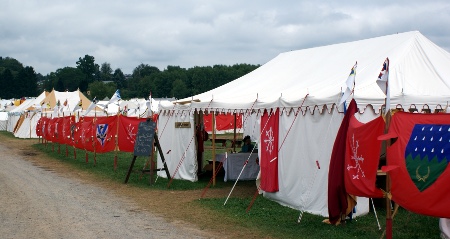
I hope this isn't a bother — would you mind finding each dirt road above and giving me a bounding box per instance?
[0,143,210,239]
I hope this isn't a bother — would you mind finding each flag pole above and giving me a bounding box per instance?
[384,76,393,239]
[114,100,121,170]
[94,109,97,166]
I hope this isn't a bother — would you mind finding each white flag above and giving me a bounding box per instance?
[106,89,121,106]
[376,58,390,113]
[339,62,357,106]
[84,97,97,116]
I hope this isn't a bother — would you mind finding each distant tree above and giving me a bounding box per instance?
[172,79,189,99]
[88,81,116,101]
[76,54,99,84]
[0,57,24,74]
[132,63,160,79]
[16,66,37,97]
[112,68,126,89]
[0,69,14,98]
[137,75,155,98]
[55,78,64,91]
[100,62,113,82]
[55,67,84,91]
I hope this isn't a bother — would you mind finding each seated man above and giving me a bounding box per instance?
[240,135,255,153]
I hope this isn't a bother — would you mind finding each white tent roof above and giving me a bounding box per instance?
[9,91,47,114]
[99,98,171,116]
[174,31,450,113]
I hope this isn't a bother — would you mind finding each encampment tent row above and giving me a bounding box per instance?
[156,31,450,217]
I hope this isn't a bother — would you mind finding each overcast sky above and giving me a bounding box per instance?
[1,0,450,75]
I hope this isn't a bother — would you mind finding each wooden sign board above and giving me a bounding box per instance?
[175,122,191,128]
[125,119,171,184]
[134,121,156,157]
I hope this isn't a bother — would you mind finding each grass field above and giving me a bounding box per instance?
[31,139,441,239]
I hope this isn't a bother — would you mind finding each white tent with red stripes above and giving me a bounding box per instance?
[157,31,450,217]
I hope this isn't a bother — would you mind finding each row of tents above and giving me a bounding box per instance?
[2,31,450,227]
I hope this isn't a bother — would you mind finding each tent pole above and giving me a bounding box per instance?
[94,111,97,166]
[233,113,237,153]
[212,112,216,186]
[114,113,120,170]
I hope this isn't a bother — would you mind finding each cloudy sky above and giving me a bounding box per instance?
[1,0,450,75]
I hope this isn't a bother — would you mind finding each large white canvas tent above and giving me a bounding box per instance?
[10,89,93,138]
[7,91,48,137]
[157,31,450,217]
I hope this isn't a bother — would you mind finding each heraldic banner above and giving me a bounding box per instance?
[260,109,279,192]
[344,115,384,198]
[382,112,450,218]
[118,116,147,152]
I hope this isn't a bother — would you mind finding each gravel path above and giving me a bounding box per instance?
[0,143,208,239]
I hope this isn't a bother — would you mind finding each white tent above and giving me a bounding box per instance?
[11,90,94,138]
[0,112,8,131]
[157,31,450,217]
[95,98,170,117]
[7,92,48,137]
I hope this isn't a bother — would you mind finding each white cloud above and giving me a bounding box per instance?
[1,0,449,75]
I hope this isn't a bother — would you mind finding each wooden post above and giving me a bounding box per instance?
[385,111,393,239]
[233,113,237,153]
[114,113,120,170]
[93,112,97,166]
[125,156,137,184]
[149,141,155,185]
[212,112,216,186]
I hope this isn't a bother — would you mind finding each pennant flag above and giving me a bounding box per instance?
[73,100,82,112]
[84,97,97,116]
[53,105,59,116]
[380,112,450,218]
[376,58,390,113]
[260,109,279,192]
[121,105,128,116]
[339,62,357,106]
[327,99,358,225]
[344,115,385,198]
[106,89,121,106]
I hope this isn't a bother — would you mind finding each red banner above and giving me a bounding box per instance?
[118,116,147,152]
[94,116,117,153]
[36,117,43,137]
[204,113,242,132]
[381,112,450,217]
[328,99,357,225]
[41,117,49,140]
[79,117,95,152]
[60,116,75,146]
[55,117,66,144]
[260,109,279,192]
[344,116,384,198]
[47,118,58,142]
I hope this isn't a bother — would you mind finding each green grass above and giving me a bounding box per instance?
[31,139,441,239]
[199,197,440,239]
[32,142,233,190]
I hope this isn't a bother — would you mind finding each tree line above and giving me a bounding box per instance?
[0,55,260,100]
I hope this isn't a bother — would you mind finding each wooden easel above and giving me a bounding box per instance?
[124,120,170,184]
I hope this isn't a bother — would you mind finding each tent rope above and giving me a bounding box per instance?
[224,109,274,205]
